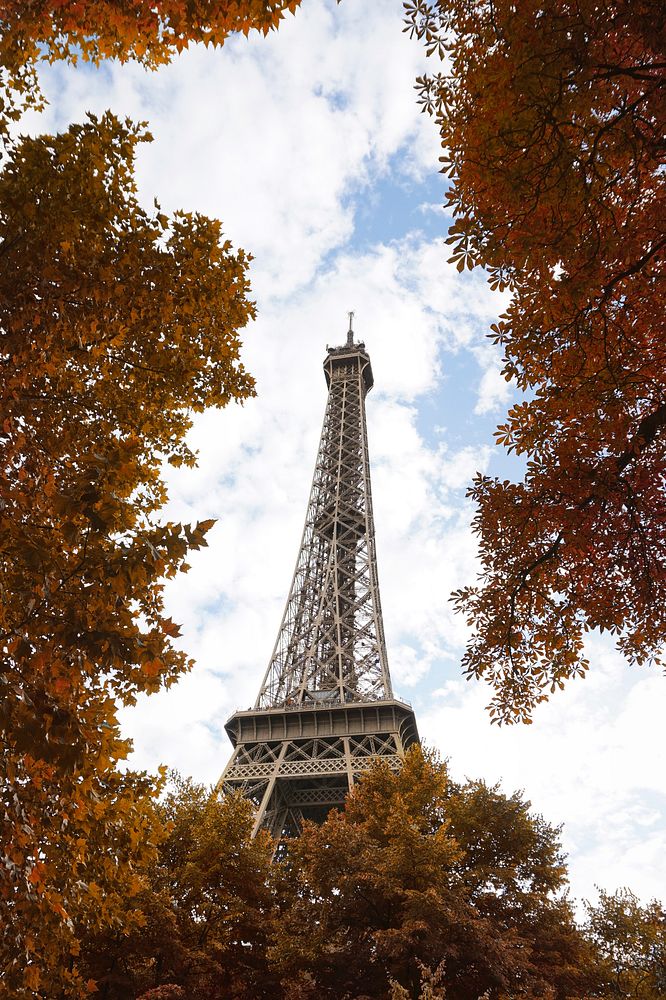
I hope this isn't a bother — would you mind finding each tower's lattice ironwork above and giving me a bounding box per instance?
[219,321,419,840]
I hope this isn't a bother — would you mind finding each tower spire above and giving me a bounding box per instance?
[219,329,419,843]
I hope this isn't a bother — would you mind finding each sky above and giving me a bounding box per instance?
[23,0,665,913]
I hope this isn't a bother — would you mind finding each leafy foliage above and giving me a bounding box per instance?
[0,0,304,134]
[0,112,255,995]
[405,0,666,720]
[81,776,276,999]
[2,760,166,998]
[585,888,666,998]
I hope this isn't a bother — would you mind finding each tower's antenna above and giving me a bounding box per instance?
[347,310,354,348]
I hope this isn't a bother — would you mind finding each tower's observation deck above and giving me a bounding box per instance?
[324,338,374,392]
[219,322,419,840]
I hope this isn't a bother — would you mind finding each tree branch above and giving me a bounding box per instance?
[617,402,666,472]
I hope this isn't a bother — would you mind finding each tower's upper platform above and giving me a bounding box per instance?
[323,340,374,393]
[324,318,374,393]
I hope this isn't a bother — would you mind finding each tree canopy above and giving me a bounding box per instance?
[0,111,255,995]
[272,748,595,1000]
[80,776,276,999]
[585,888,666,999]
[406,0,666,720]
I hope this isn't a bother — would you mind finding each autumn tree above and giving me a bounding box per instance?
[405,0,666,720]
[80,776,277,999]
[585,888,666,998]
[0,112,255,995]
[271,747,597,1000]
[0,0,304,134]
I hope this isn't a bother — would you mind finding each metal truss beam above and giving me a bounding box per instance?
[255,339,391,709]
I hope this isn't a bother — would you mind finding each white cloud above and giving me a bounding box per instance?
[418,201,448,216]
[419,640,666,907]
[475,354,514,414]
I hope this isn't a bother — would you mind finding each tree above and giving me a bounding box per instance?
[0,112,255,995]
[585,888,666,998]
[271,747,596,1000]
[0,0,304,134]
[80,775,277,1000]
[405,0,666,721]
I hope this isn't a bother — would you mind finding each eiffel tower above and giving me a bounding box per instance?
[219,317,419,838]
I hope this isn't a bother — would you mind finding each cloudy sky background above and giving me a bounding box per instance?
[24,0,665,911]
